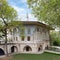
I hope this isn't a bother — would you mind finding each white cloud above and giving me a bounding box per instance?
[13,5,37,21]
[12,5,25,14]
[8,1,37,21]
[11,5,27,20]
[20,13,37,21]
[28,14,37,21]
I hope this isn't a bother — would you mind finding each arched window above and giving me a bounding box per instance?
[21,36,25,41]
[13,28,17,35]
[27,36,30,41]
[27,28,31,34]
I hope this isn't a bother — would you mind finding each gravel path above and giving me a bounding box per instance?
[0,56,12,60]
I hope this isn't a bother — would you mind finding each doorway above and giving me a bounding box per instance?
[0,48,5,56]
[23,45,32,52]
[11,46,18,53]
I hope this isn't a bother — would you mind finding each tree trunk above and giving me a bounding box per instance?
[2,17,9,56]
[5,28,9,56]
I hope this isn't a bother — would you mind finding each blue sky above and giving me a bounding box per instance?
[8,0,37,21]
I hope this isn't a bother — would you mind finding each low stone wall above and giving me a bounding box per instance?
[45,50,60,54]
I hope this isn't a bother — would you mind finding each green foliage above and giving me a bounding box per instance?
[0,0,17,24]
[50,31,60,46]
[27,0,60,28]
[53,41,59,46]
[0,0,18,37]
[0,0,22,56]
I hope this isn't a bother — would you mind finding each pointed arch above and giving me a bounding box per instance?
[23,45,32,52]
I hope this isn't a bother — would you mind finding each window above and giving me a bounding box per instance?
[0,41,1,44]
[10,39,13,42]
[21,36,25,41]
[20,28,25,36]
[16,37,18,41]
[45,30,47,35]
[9,29,13,35]
[27,28,31,34]
[37,28,39,32]
[10,31,12,35]
[14,37,15,40]
[14,37,18,41]
[13,28,17,35]
[27,36,30,41]
[38,48,41,51]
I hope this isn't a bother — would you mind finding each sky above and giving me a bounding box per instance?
[8,0,37,21]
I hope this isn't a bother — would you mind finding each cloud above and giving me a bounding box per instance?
[28,14,37,21]
[8,0,37,21]
[12,5,37,21]
[11,5,26,19]
[12,5,25,14]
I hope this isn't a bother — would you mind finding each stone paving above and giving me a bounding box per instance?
[0,56,12,60]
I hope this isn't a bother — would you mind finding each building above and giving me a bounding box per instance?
[0,21,53,55]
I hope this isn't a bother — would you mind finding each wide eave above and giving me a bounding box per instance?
[18,21,54,30]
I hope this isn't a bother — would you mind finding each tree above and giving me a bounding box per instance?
[50,31,60,46]
[0,0,18,56]
[27,0,60,29]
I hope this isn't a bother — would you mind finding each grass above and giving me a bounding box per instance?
[12,52,60,60]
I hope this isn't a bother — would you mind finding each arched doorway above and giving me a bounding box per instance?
[0,48,5,56]
[11,46,18,53]
[38,45,42,52]
[23,45,32,52]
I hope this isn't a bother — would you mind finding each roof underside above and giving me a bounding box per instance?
[17,21,54,30]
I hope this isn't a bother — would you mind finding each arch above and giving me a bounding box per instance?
[11,46,18,53]
[0,48,5,56]
[23,45,32,52]
[38,45,42,52]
